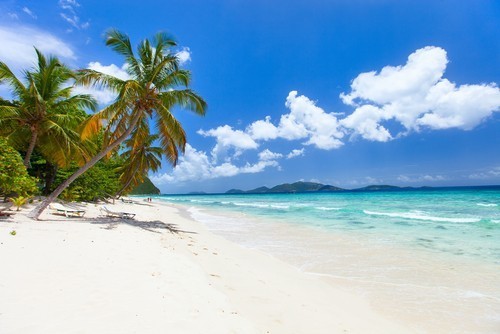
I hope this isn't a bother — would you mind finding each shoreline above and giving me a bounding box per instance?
[171,200,500,333]
[0,200,409,333]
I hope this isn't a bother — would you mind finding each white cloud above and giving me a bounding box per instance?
[151,144,280,184]
[204,91,344,152]
[247,116,279,141]
[365,176,384,184]
[280,91,344,150]
[258,149,283,161]
[240,160,279,173]
[286,148,305,159]
[156,46,500,186]
[87,62,130,80]
[59,0,80,11]
[198,125,259,160]
[176,47,191,65]
[275,91,344,149]
[0,25,75,71]
[397,174,446,183]
[60,13,88,30]
[468,167,500,180]
[22,7,37,19]
[340,105,392,142]
[276,91,344,149]
[59,0,88,30]
[340,46,500,140]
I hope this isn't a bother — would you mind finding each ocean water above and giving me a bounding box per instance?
[153,187,500,333]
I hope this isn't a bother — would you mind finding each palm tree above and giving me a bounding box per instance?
[115,131,163,198]
[0,49,97,168]
[28,29,207,219]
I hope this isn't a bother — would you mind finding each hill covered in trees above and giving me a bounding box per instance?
[226,181,409,194]
[130,177,161,195]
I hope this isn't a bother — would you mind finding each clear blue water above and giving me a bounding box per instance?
[156,188,500,264]
[148,187,500,332]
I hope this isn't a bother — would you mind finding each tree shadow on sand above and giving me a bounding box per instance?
[88,217,196,235]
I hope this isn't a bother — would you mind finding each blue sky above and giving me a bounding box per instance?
[0,0,499,193]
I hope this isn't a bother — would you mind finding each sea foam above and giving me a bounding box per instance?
[363,210,480,223]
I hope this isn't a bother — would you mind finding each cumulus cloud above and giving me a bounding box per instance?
[0,25,75,71]
[282,91,344,149]
[247,116,279,141]
[176,47,191,65]
[205,91,344,153]
[158,46,499,185]
[151,144,281,184]
[340,46,500,141]
[286,148,305,159]
[258,149,283,161]
[198,125,259,160]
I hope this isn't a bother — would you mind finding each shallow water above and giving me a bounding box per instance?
[154,188,500,333]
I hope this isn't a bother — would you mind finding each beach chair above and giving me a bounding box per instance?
[0,203,15,218]
[121,197,134,204]
[100,206,136,219]
[49,203,86,217]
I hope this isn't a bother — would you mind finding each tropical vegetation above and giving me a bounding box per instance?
[0,138,38,200]
[0,49,97,168]
[0,29,206,219]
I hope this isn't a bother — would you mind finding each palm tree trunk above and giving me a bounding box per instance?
[28,112,142,220]
[43,163,58,195]
[24,129,38,168]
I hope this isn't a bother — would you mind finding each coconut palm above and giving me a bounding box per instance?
[115,131,163,198]
[29,29,207,219]
[0,49,97,168]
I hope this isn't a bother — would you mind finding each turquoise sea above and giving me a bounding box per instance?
[158,187,500,264]
[152,187,500,332]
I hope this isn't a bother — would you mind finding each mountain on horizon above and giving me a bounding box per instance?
[226,181,347,194]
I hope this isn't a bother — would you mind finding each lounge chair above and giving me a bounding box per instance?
[100,206,135,219]
[49,203,86,217]
[121,197,134,204]
[0,210,15,218]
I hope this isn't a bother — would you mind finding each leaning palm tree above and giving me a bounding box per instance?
[0,49,97,168]
[115,131,163,198]
[28,29,207,219]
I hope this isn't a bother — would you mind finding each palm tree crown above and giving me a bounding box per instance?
[79,29,206,164]
[0,49,97,168]
[29,30,207,219]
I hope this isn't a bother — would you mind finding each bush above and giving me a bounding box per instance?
[0,138,38,198]
[52,156,123,202]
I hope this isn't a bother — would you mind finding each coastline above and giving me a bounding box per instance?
[180,198,500,334]
[0,200,409,333]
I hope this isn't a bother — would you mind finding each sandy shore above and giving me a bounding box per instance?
[0,200,411,333]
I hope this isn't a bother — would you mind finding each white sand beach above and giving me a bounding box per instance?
[0,200,411,334]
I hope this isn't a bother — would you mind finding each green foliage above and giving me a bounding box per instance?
[0,49,97,168]
[52,155,123,202]
[0,138,38,197]
[9,196,30,211]
[130,177,161,195]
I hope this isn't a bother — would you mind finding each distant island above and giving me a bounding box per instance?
[226,181,404,194]
[224,181,499,195]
